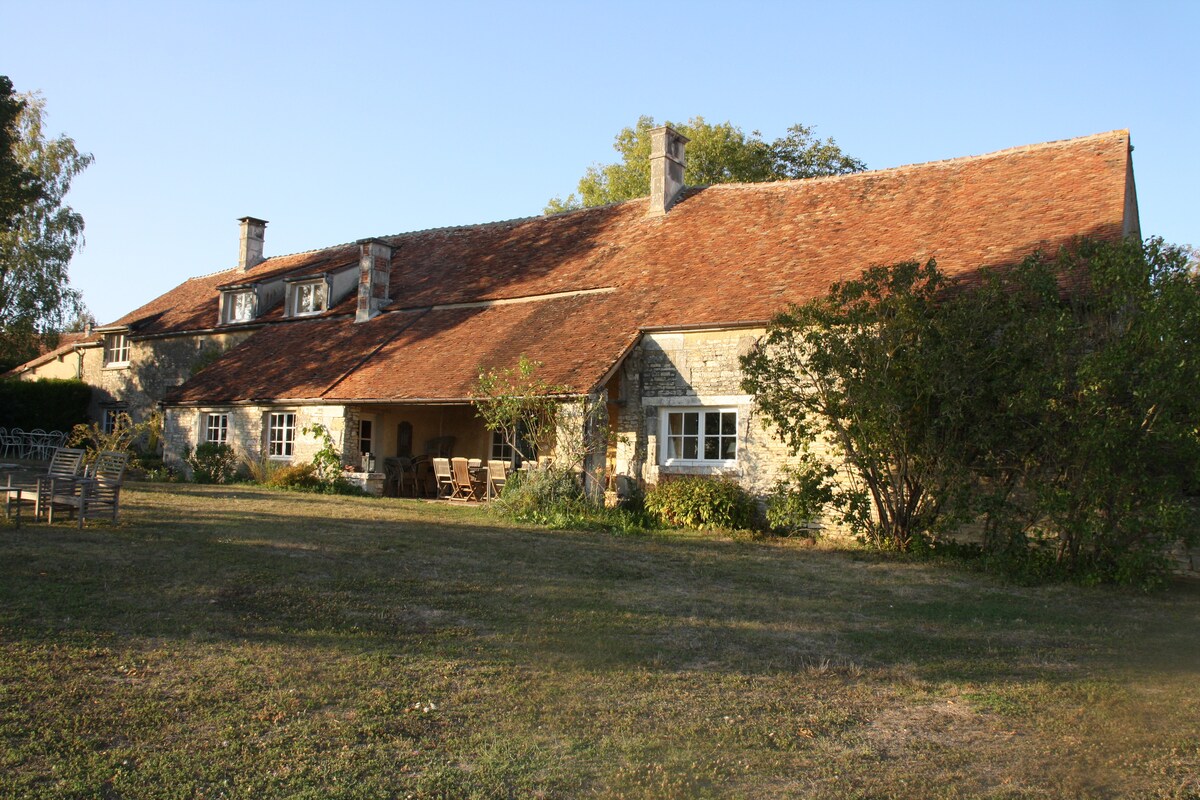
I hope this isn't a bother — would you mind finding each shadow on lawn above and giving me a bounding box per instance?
[3,484,1198,686]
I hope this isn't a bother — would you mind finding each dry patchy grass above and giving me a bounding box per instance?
[1,483,1198,798]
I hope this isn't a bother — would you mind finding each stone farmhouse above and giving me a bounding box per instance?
[10,128,1139,499]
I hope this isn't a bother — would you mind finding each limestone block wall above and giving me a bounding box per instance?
[80,331,256,426]
[613,328,853,536]
[164,403,352,475]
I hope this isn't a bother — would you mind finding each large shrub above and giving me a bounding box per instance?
[644,476,758,531]
[493,466,588,526]
[0,378,91,431]
[742,237,1200,587]
[69,411,161,465]
[265,462,323,491]
[765,455,835,536]
[185,442,239,484]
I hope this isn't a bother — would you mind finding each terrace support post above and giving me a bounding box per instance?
[581,389,609,501]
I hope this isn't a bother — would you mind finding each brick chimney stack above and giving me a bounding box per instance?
[238,216,268,271]
[648,125,689,217]
[356,238,393,323]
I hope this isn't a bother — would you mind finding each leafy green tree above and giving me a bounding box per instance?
[472,354,566,465]
[742,238,1200,586]
[0,76,42,232]
[741,260,978,551]
[546,116,865,213]
[1024,238,1200,585]
[0,89,93,370]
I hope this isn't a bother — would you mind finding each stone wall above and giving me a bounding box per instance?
[164,403,351,475]
[613,328,851,536]
[79,331,256,426]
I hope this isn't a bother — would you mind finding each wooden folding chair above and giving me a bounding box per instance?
[34,447,87,523]
[449,458,481,502]
[432,458,454,499]
[486,460,508,499]
[75,451,130,528]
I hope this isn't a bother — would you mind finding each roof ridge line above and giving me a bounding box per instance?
[180,214,558,284]
[693,130,1130,193]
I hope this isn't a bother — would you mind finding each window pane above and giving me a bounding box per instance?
[231,291,253,321]
[683,413,698,435]
[705,413,720,436]
[683,437,698,460]
[722,412,737,435]
[704,437,719,460]
[668,413,683,436]
[268,412,295,457]
[206,413,228,443]
[722,437,737,460]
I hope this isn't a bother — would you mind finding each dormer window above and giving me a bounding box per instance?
[221,289,256,324]
[104,333,130,367]
[287,278,328,317]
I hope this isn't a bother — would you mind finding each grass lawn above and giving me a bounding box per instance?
[1,483,1198,799]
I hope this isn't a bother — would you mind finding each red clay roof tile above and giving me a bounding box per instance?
[153,130,1132,403]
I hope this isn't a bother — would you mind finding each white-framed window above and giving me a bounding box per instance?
[359,419,373,455]
[660,408,738,464]
[267,412,296,459]
[490,428,536,465]
[222,290,256,324]
[290,280,326,316]
[205,413,229,444]
[102,408,127,436]
[491,431,513,461]
[104,333,130,366]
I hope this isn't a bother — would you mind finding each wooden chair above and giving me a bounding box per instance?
[449,458,482,502]
[382,458,403,497]
[486,460,508,499]
[2,463,33,528]
[74,451,130,528]
[432,458,454,499]
[34,447,87,523]
[413,457,433,498]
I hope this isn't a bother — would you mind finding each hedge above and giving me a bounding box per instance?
[0,378,92,431]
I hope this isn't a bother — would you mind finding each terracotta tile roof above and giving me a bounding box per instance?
[5,332,97,376]
[157,130,1132,403]
[103,247,359,335]
[169,291,642,403]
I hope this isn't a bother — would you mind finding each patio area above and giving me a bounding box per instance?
[348,403,527,500]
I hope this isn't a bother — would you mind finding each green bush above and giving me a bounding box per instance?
[488,467,656,532]
[265,462,322,490]
[185,442,239,484]
[765,456,835,536]
[0,378,91,431]
[493,467,587,525]
[258,461,364,495]
[644,476,758,531]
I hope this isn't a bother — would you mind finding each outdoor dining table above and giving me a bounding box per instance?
[467,465,491,500]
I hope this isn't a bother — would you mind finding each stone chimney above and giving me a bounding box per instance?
[648,125,689,217]
[356,238,393,323]
[238,216,268,271]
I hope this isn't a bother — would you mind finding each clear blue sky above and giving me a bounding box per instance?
[3,0,1196,325]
